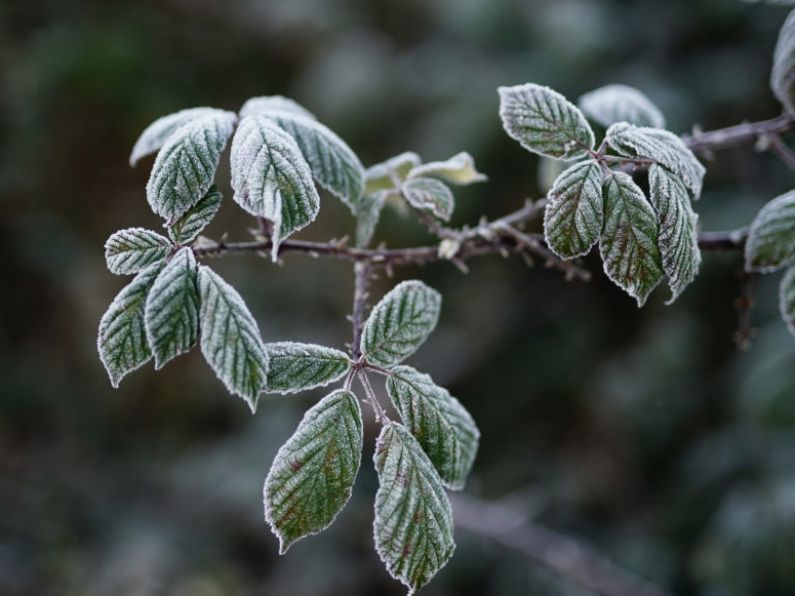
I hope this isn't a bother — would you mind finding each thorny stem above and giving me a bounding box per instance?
[350,261,372,358]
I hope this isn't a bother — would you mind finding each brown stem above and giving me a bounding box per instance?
[350,261,371,358]
[683,113,795,154]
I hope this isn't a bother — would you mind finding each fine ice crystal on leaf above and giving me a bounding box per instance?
[387,365,479,490]
[264,390,362,554]
[104,228,172,275]
[648,165,701,303]
[230,115,320,261]
[361,280,441,367]
[129,107,221,167]
[98,263,163,387]
[373,422,455,595]
[599,172,663,307]
[197,265,269,411]
[263,342,351,394]
[401,177,455,222]
[144,247,200,369]
[168,186,222,245]
[745,189,795,272]
[239,95,317,121]
[780,266,795,337]
[498,83,595,160]
[543,159,604,259]
[146,109,237,222]
[578,84,666,129]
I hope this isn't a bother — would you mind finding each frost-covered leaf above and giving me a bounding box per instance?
[745,190,795,272]
[648,165,701,303]
[230,115,320,261]
[356,192,387,247]
[386,366,479,490]
[265,110,364,210]
[130,107,220,166]
[373,422,455,594]
[364,152,422,196]
[599,172,663,306]
[264,390,362,553]
[264,342,351,394]
[144,247,200,369]
[97,263,162,387]
[780,266,795,336]
[401,177,455,222]
[361,280,441,367]
[168,185,222,245]
[578,84,666,129]
[104,228,171,275]
[407,152,487,186]
[198,265,269,411]
[772,9,795,113]
[239,95,316,120]
[498,83,594,160]
[606,122,705,198]
[146,109,236,221]
[543,160,604,259]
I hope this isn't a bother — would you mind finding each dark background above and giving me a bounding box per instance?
[3,0,795,594]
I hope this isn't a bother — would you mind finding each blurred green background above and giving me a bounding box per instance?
[3,0,795,594]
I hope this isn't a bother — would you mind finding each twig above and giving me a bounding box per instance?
[350,261,372,358]
[452,494,675,596]
[763,133,795,172]
[683,112,795,154]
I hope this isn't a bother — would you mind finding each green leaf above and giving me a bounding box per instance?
[230,115,320,261]
[780,266,795,336]
[104,228,172,275]
[198,265,270,411]
[129,107,220,166]
[648,165,701,303]
[386,365,479,490]
[97,263,162,387]
[263,110,365,211]
[407,152,487,186]
[168,185,222,245]
[401,177,455,222]
[264,342,351,394]
[264,390,363,553]
[600,172,663,306]
[364,152,422,196]
[772,9,795,113]
[373,422,455,595]
[239,95,317,121]
[543,160,604,259]
[355,192,387,248]
[498,83,595,160]
[144,247,200,369]
[146,109,237,221]
[361,280,441,367]
[605,122,705,198]
[578,84,666,129]
[745,190,795,272]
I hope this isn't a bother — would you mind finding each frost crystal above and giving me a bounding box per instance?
[387,365,479,490]
[129,107,220,167]
[543,159,604,259]
[146,109,237,221]
[230,115,320,261]
[407,152,487,186]
[578,84,666,129]
[144,247,200,369]
[401,177,455,222]
[599,172,663,306]
[498,83,595,160]
[239,95,317,121]
[606,122,705,198]
[361,280,441,367]
[780,266,795,336]
[264,390,362,554]
[98,263,162,387]
[772,9,795,113]
[649,165,701,303]
[373,422,455,595]
[263,342,351,394]
[745,189,795,272]
[197,265,269,411]
[104,228,171,275]
[265,110,364,211]
[168,186,222,245]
